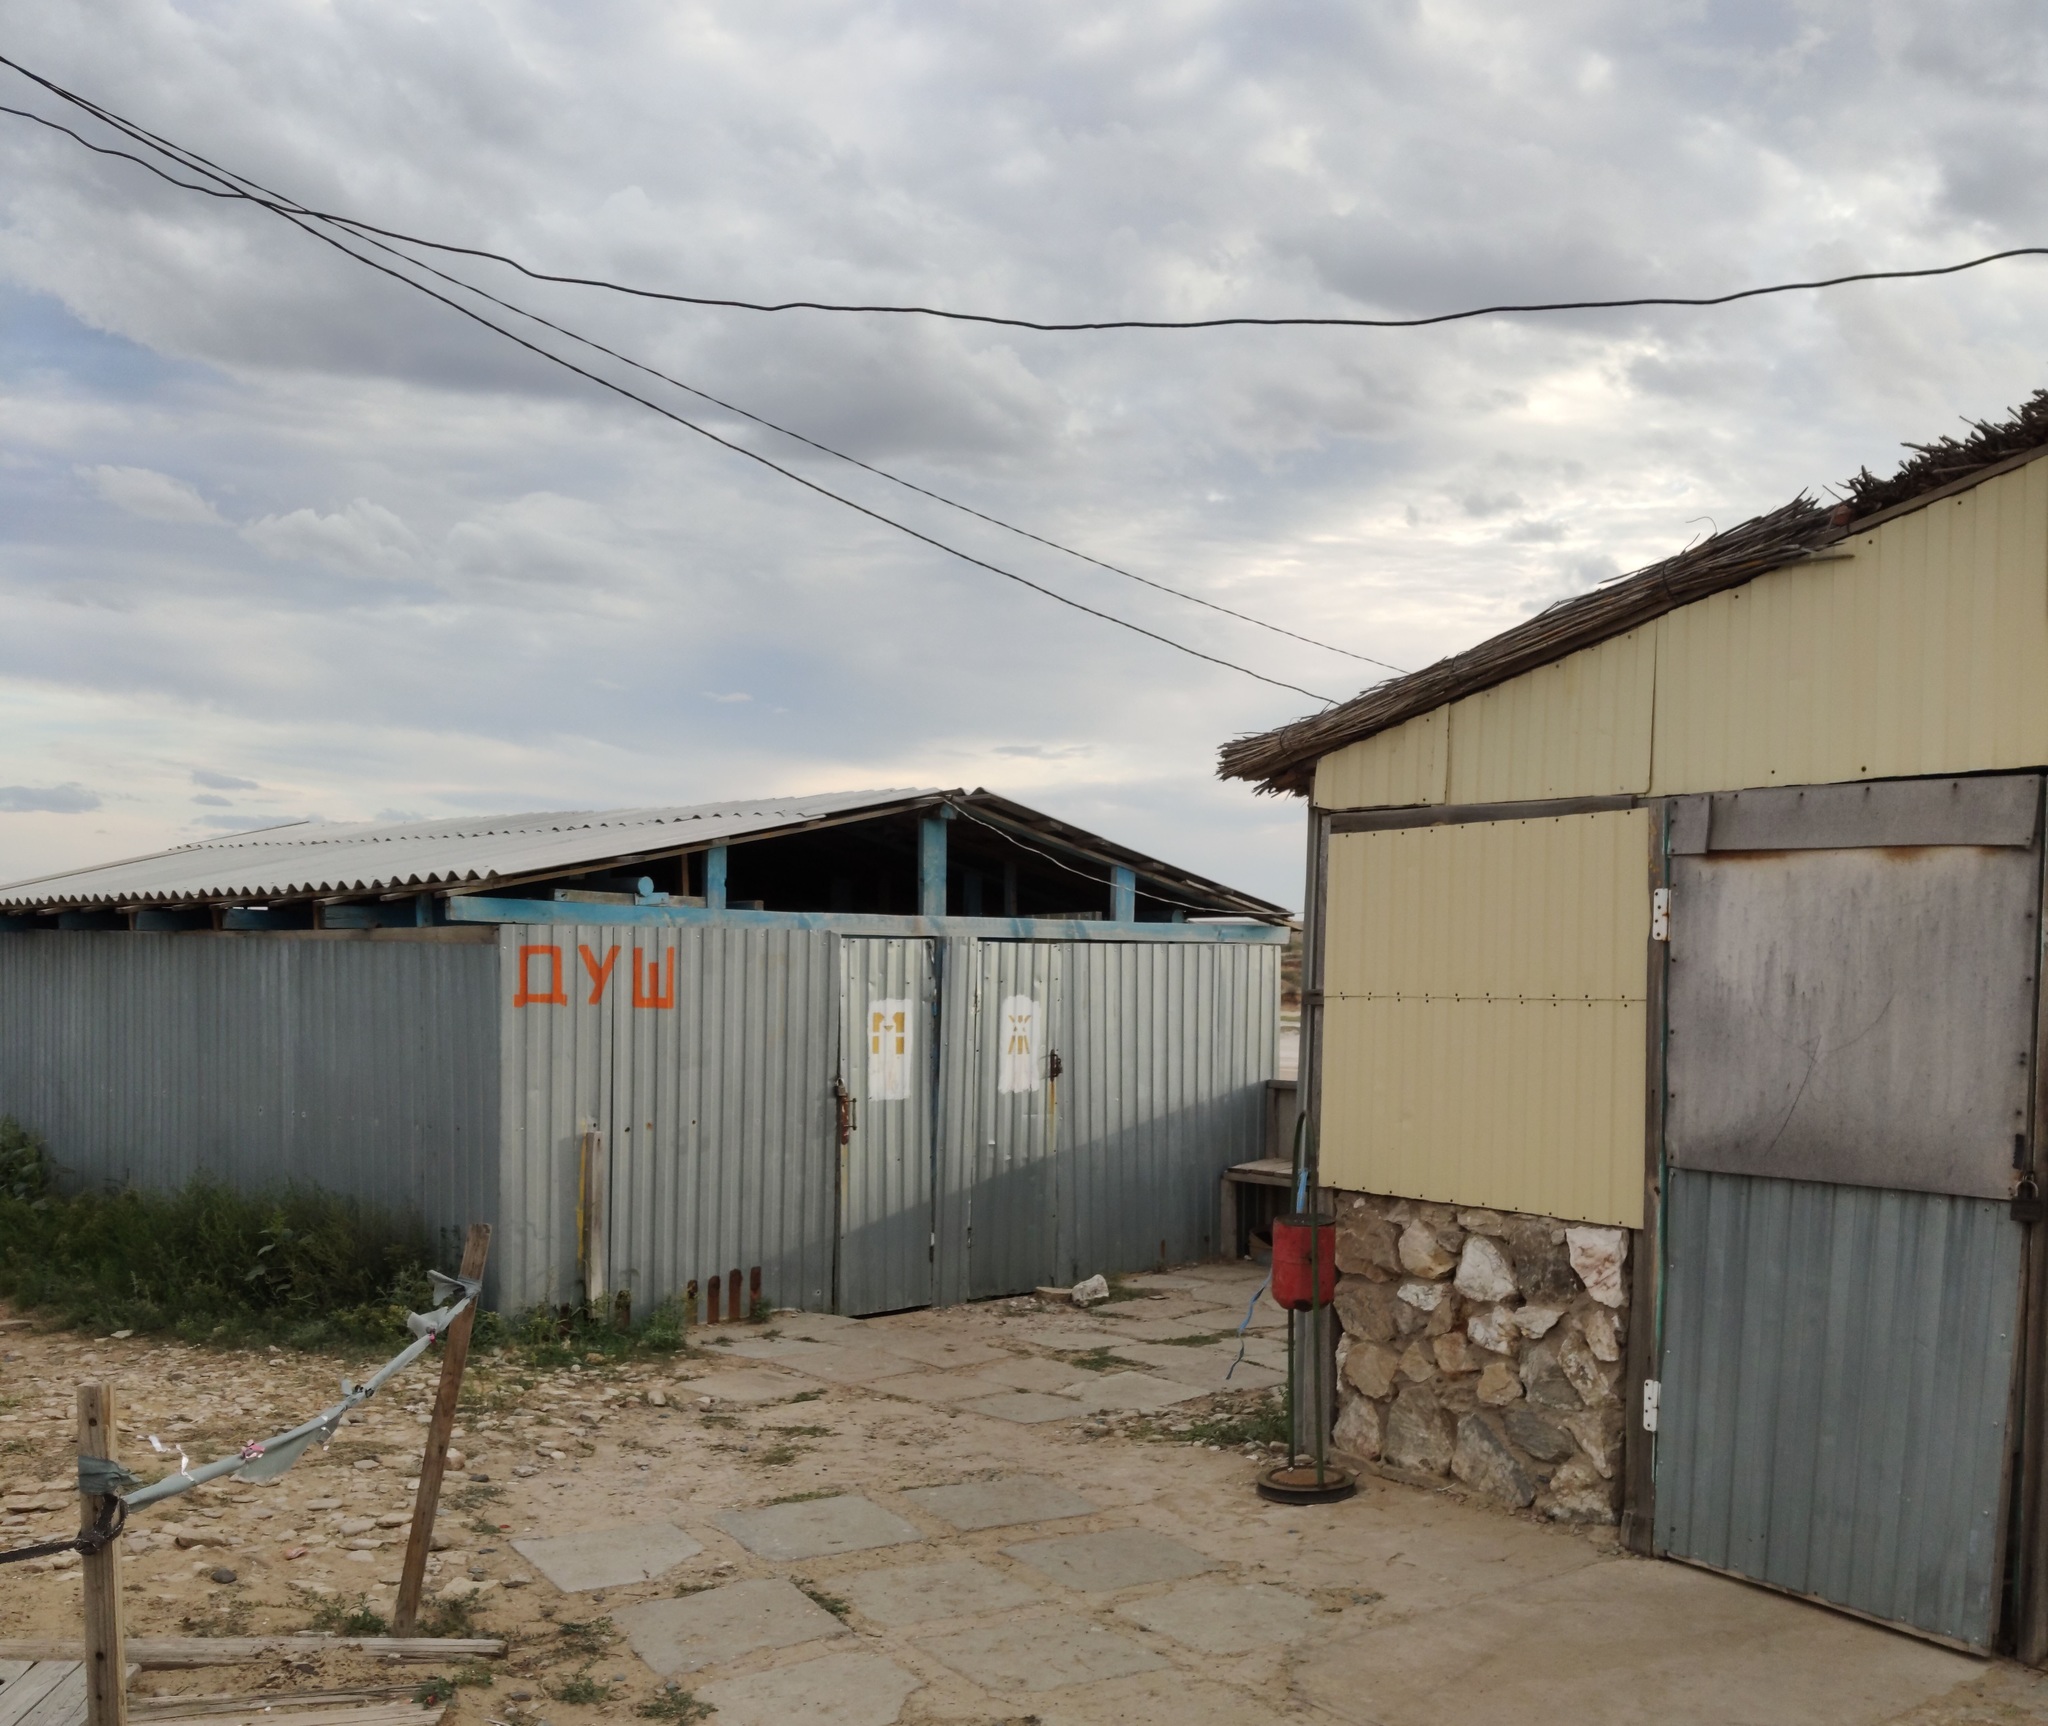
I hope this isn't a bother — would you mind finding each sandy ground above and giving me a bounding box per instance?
[8,1269,2048,1726]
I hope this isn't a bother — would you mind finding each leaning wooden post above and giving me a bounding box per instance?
[76,1382,128,1726]
[394,1224,492,1636]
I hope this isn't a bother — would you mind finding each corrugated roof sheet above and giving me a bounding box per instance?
[0,789,932,910]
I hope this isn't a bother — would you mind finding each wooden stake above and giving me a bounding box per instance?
[393,1224,491,1637]
[76,1381,127,1726]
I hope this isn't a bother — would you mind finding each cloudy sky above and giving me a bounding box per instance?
[3,2,2046,908]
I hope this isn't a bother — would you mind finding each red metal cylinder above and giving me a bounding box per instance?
[1270,1211,1337,1311]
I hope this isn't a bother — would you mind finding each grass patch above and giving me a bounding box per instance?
[752,1443,800,1466]
[418,1592,485,1638]
[548,1673,609,1705]
[1064,1348,1140,1373]
[783,1389,824,1404]
[179,1597,254,1637]
[793,1580,850,1620]
[553,1617,617,1660]
[308,1594,388,1637]
[1147,1332,1231,1347]
[413,1668,493,1707]
[636,1689,712,1722]
[769,1489,839,1505]
[1173,1394,1290,1449]
[766,1424,833,1437]
[699,1412,739,1429]
[448,1482,505,1512]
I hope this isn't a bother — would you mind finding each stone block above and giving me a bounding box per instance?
[1566,1225,1629,1307]
[1581,1305,1622,1362]
[901,1475,1096,1531]
[977,1354,1102,1394]
[1559,1330,1618,1406]
[1333,1391,1382,1460]
[1334,1275,1400,1343]
[1499,1215,1577,1305]
[1564,1405,1624,1479]
[1003,1529,1217,1594]
[915,1612,1168,1692]
[713,1495,923,1561]
[862,1332,1009,1370]
[1396,1340,1437,1383]
[511,1521,702,1592]
[1116,1581,1318,1654]
[1343,1338,1402,1400]
[1059,1370,1205,1413]
[673,1366,820,1405]
[1382,1384,1453,1474]
[1436,1375,1479,1417]
[1336,1207,1403,1281]
[1452,1414,1537,1509]
[1424,1293,1460,1337]
[1466,1303,1518,1354]
[836,1557,1041,1626]
[1521,1334,1583,1410]
[1512,1304,1566,1339]
[877,1371,1019,1404]
[1501,1406,1576,1464]
[1541,1455,1619,1524]
[1432,1331,1477,1375]
[1476,1360,1522,1405]
[1398,1220,1457,1279]
[1397,1278,1449,1312]
[957,1391,1087,1424]
[695,1651,920,1726]
[1454,1236,1519,1303]
[615,1578,848,1676]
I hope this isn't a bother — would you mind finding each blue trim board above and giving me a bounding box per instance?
[444,896,1287,942]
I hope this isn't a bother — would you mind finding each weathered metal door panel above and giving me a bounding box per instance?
[838,937,937,1315]
[1657,1168,2022,1648]
[1667,843,2039,1199]
[966,942,1063,1299]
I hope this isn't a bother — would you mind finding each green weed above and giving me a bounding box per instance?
[548,1673,609,1705]
[768,1489,838,1506]
[752,1443,800,1466]
[636,1689,712,1721]
[307,1594,389,1637]
[794,1580,850,1620]
[553,1617,617,1660]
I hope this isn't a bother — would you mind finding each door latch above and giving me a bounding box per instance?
[831,1076,856,1146]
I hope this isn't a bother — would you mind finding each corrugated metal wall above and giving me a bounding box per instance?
[496,924,839,1315]
[0,931,500,1263]
[1320,811,1649,1227]
[1309,459,2048,812]
[838,937,937,1315]
[1657,1168,2023,1649]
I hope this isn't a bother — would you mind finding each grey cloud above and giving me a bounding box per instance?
[192,769,259,790]
[0,782,101,813]
[193,793,231,806]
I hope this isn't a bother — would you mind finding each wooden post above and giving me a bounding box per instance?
[393,1225,491,1636]
[76,1382,127,1726]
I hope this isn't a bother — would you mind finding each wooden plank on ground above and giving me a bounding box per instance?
[129,1687,420,1719]
[137,1707,440,1726]
[0,1643,498,1672]
[9,1663,84,1726]
[0,1664,76,1726]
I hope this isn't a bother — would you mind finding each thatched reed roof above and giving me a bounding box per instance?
[1220,390,2048,797]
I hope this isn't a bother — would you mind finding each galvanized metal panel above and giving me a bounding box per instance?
[838,937,937,1314]
[1657,1168,2022,1649]
[1666,843,2038,1200]
[1319,810,1649,1228]
[1443,626,1655,805]
[1052,940,1279,1283]
[1313,710,1448,811]
[494,924,839,1315]
[964,942,1062,1298]
[1653,458,2048,796]
[1707,775,2040,852]
[0,930,500,1280]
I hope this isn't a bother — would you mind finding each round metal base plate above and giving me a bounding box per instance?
[1255,1462,1358,1505]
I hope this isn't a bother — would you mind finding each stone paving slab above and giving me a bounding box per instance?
[1057,1370,1206,1413]
[976,1354,1096,1394]
[1012,1324,1121,1351]
[615,1577,848,1676]
[1111,1341,1286,1393]
[760,1345,932,1387]
[719,1336,836,1364]
[769,1312,866,1341]
[509,1520,703,1592]
[714,1493,924,1560]
[694,1650,922,1726]
[836,1556,1042,1627]
[871,1370,1017,1404]
[858,1332,1011,1370]
[1115,1580,1318,1654]
[900,1474,1098,1531]
[1088,1316,1229,1341]
[1003,1528,1219,1593]
[669,1367,818,1404]
[955,1390,1086,1425]
[915,1611,1169,1693]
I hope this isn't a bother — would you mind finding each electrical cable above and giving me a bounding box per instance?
[0,90,1398,674]
[0,74,1343,706]
[6,56,2038,337]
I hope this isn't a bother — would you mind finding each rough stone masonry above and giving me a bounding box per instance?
[1327,1192,1629,1522]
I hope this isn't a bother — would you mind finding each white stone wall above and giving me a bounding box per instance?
[1328,1191,1629,1523]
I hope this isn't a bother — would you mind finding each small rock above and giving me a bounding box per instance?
[1383,1385,1454,1474]
[375,1514,409,1529]
[1499,1216,1577,1305]
[1333,1392,1383,1461]
[1502,1406,1576,1463]
[209,1566,238,1585]
[283,1546,308,1560]
[1451,1413,1536,1508]
[1431,1331,1477,1375]
[173,1530,231,1550]
[1581,1306,1622,1363]
[1071,1274,1111,1306]
[444,1450,466,1470]
[1564,1405,1624,1478]
[1396,1340,1437,1383]
[436,1575,499,1602]
[352,1459,380,1472]
[509,1691,533,1703]
[1543,1456,1617,1523]
[1566,1226,1629,1307]
[1559,1329,1617,1406]
[646,1389,668,1407]
[503,1573,532,1588]
[1454,1236,1518,1304]
[1343,1339,1401,1400]
[1475,1360,1522,1406]
[1513,1304,1566,1339]
[1465,1304,1518,1355]
[339,1516,379,1535]
[467,1473,491,1483]
[1335,1209,1404,1281]
[1455,1209,1507,1234]
[1396,1279,1448,1312]
[512,1465,536,1478]
[1333,1277,1400,1344]
[1398,1220,1457,1280]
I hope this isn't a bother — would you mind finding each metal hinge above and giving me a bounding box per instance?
[1651,888,1671,943]
[1642,1379,1661,1432]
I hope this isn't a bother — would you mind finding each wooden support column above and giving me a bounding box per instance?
[702,847,728,911]
[394,1224,492,1637]
[76,1383,127,1726]
[1620,801,1669,1557]
[919,812,951,919]
[1110,865,1137,923]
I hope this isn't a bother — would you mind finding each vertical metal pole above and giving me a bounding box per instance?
[1289,803,1335,1468]
[76,1383,126,1726]
[394,1223,492,1636]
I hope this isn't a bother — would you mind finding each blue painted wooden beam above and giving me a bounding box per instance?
[1111,864,1137,923]
[444,896,1287,943]
[919,811,952,919]
[704,846,728,911]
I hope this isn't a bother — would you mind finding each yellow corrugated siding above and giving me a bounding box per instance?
[1651,459,2048,793]
[1443,626,1655,803]
[1320,810,1648,1226]
[1313,709,1448,810]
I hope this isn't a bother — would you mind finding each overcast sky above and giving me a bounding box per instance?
[4,2,2046,908]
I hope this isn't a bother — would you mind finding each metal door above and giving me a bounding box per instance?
[1655,776,2041,1648]
[965,942,1063,1298]
[838,937,937,1315]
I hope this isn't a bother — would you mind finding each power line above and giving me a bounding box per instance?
[0,71,1342,706]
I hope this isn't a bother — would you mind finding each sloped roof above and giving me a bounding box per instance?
[1220,390,2048,796]
[0,787,1288,919]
